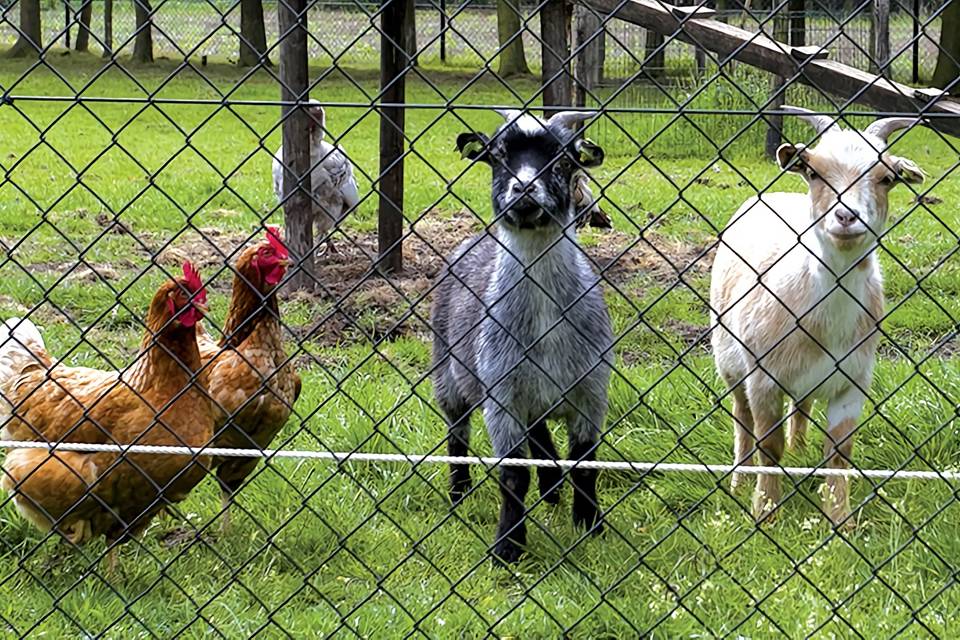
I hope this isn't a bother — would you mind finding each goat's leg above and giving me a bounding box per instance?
[528,419,561,505]
[750,388,785,522]
[822,388,864,528]
[730,385,755,492]
[488,407,529,564]
[568,412,603,533]
[442,401,473,505]
[787,397,813,452]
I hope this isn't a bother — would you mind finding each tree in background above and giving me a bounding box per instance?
[133,0,153,62]
[103,0,114,57]
[496,0,530,76]
[933,0,960,89]
[75,0,94,53]
[8,0,42,57]
[239,0,270,66]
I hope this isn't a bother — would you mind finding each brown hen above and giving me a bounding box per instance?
[0,262,214,548]
[197,227,300,530]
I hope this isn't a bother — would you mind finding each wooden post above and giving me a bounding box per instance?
[278,0,314,291]
[912,0,919,83]
[103,0,113,57]
[64,1,72,49]
[574,5,604,107]
[871,0,889,75]
[542,0,573,110]
[378,0,408,274]
[788,0,805,47]
[765,6,789,159]
[440,0,447,62]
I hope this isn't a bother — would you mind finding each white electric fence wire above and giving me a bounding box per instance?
[0,440,957,481]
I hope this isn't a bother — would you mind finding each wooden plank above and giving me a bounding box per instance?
[378,0,407,274]
[278,0,314,292]
[580,0,960,136]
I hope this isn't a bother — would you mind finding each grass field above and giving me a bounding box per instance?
[0,52,959,637]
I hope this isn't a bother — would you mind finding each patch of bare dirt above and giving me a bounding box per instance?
[300,210,714,347]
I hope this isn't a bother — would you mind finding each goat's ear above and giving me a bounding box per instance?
[890,156,925,185]
[456,132,490,163]
[776,143,808,173]
[574,138,604,168]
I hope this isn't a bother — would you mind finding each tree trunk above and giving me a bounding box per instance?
[574,5,604,106]
[103,0,114,57]
[541,0,572,109]
[133,0,153,62]
[497,0,529,76]
[870,0,889,75]
[933,0,960,89]
[75,0,93,52]
[239,0,270,66]
[8,0,42,57]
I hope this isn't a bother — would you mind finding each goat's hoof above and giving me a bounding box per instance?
[449,486,470,506]
[573,508,604,535]
[752,499,780,524]
[492,538,524,565]
[730,473,749,492]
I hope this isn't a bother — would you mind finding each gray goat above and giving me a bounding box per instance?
[431,109,613,563]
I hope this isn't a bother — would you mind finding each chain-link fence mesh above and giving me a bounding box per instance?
[0,0,958,636]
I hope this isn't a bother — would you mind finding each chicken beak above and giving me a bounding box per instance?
[193,301,209,316]
[278,258,291,268]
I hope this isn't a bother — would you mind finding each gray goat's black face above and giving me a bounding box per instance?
[457,113,604,230]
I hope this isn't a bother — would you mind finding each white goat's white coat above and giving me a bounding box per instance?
[710,107,924,526]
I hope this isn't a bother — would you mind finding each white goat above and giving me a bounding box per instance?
[710,106,924,526]
[272,100,360,254]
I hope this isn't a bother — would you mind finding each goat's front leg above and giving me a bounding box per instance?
[529,419,561,505]
[568,411,604,534]
[731,385,755,492]
[442,401,473,505]
[750,388,785,522]
[822,387,865,528]
[487,406,530,564]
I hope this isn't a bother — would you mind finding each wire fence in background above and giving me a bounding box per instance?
[0,0,959,636]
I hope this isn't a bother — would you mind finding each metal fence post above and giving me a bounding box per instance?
[378,0,407,274]
[278,0,314,291]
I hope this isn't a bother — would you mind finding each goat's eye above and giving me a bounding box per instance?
[554,157,573,173]
[880,173,897,186]
[805,168,821,182]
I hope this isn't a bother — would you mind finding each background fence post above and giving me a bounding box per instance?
[542,0,573,111]
[440,0,447,63]
[912,0,919,83]
[378,0,407,275]
[278,0,314,291]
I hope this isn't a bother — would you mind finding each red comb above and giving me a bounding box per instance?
[266,225,289,259]
[182,261,203,293]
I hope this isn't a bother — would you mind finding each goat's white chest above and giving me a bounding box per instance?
[766,265,880,399]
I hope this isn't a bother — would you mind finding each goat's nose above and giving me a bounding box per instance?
[834,208,859,227]
[510,180,529,196]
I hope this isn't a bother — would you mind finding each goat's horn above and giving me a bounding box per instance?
[780,105,840,135]
[495,108,525,122]
[864,117,922,143]
[547,110,594,131]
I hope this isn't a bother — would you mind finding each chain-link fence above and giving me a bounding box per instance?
[0,0,949,80]
[0,0,959,636]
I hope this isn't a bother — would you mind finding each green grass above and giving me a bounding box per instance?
[0,54,959,637]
